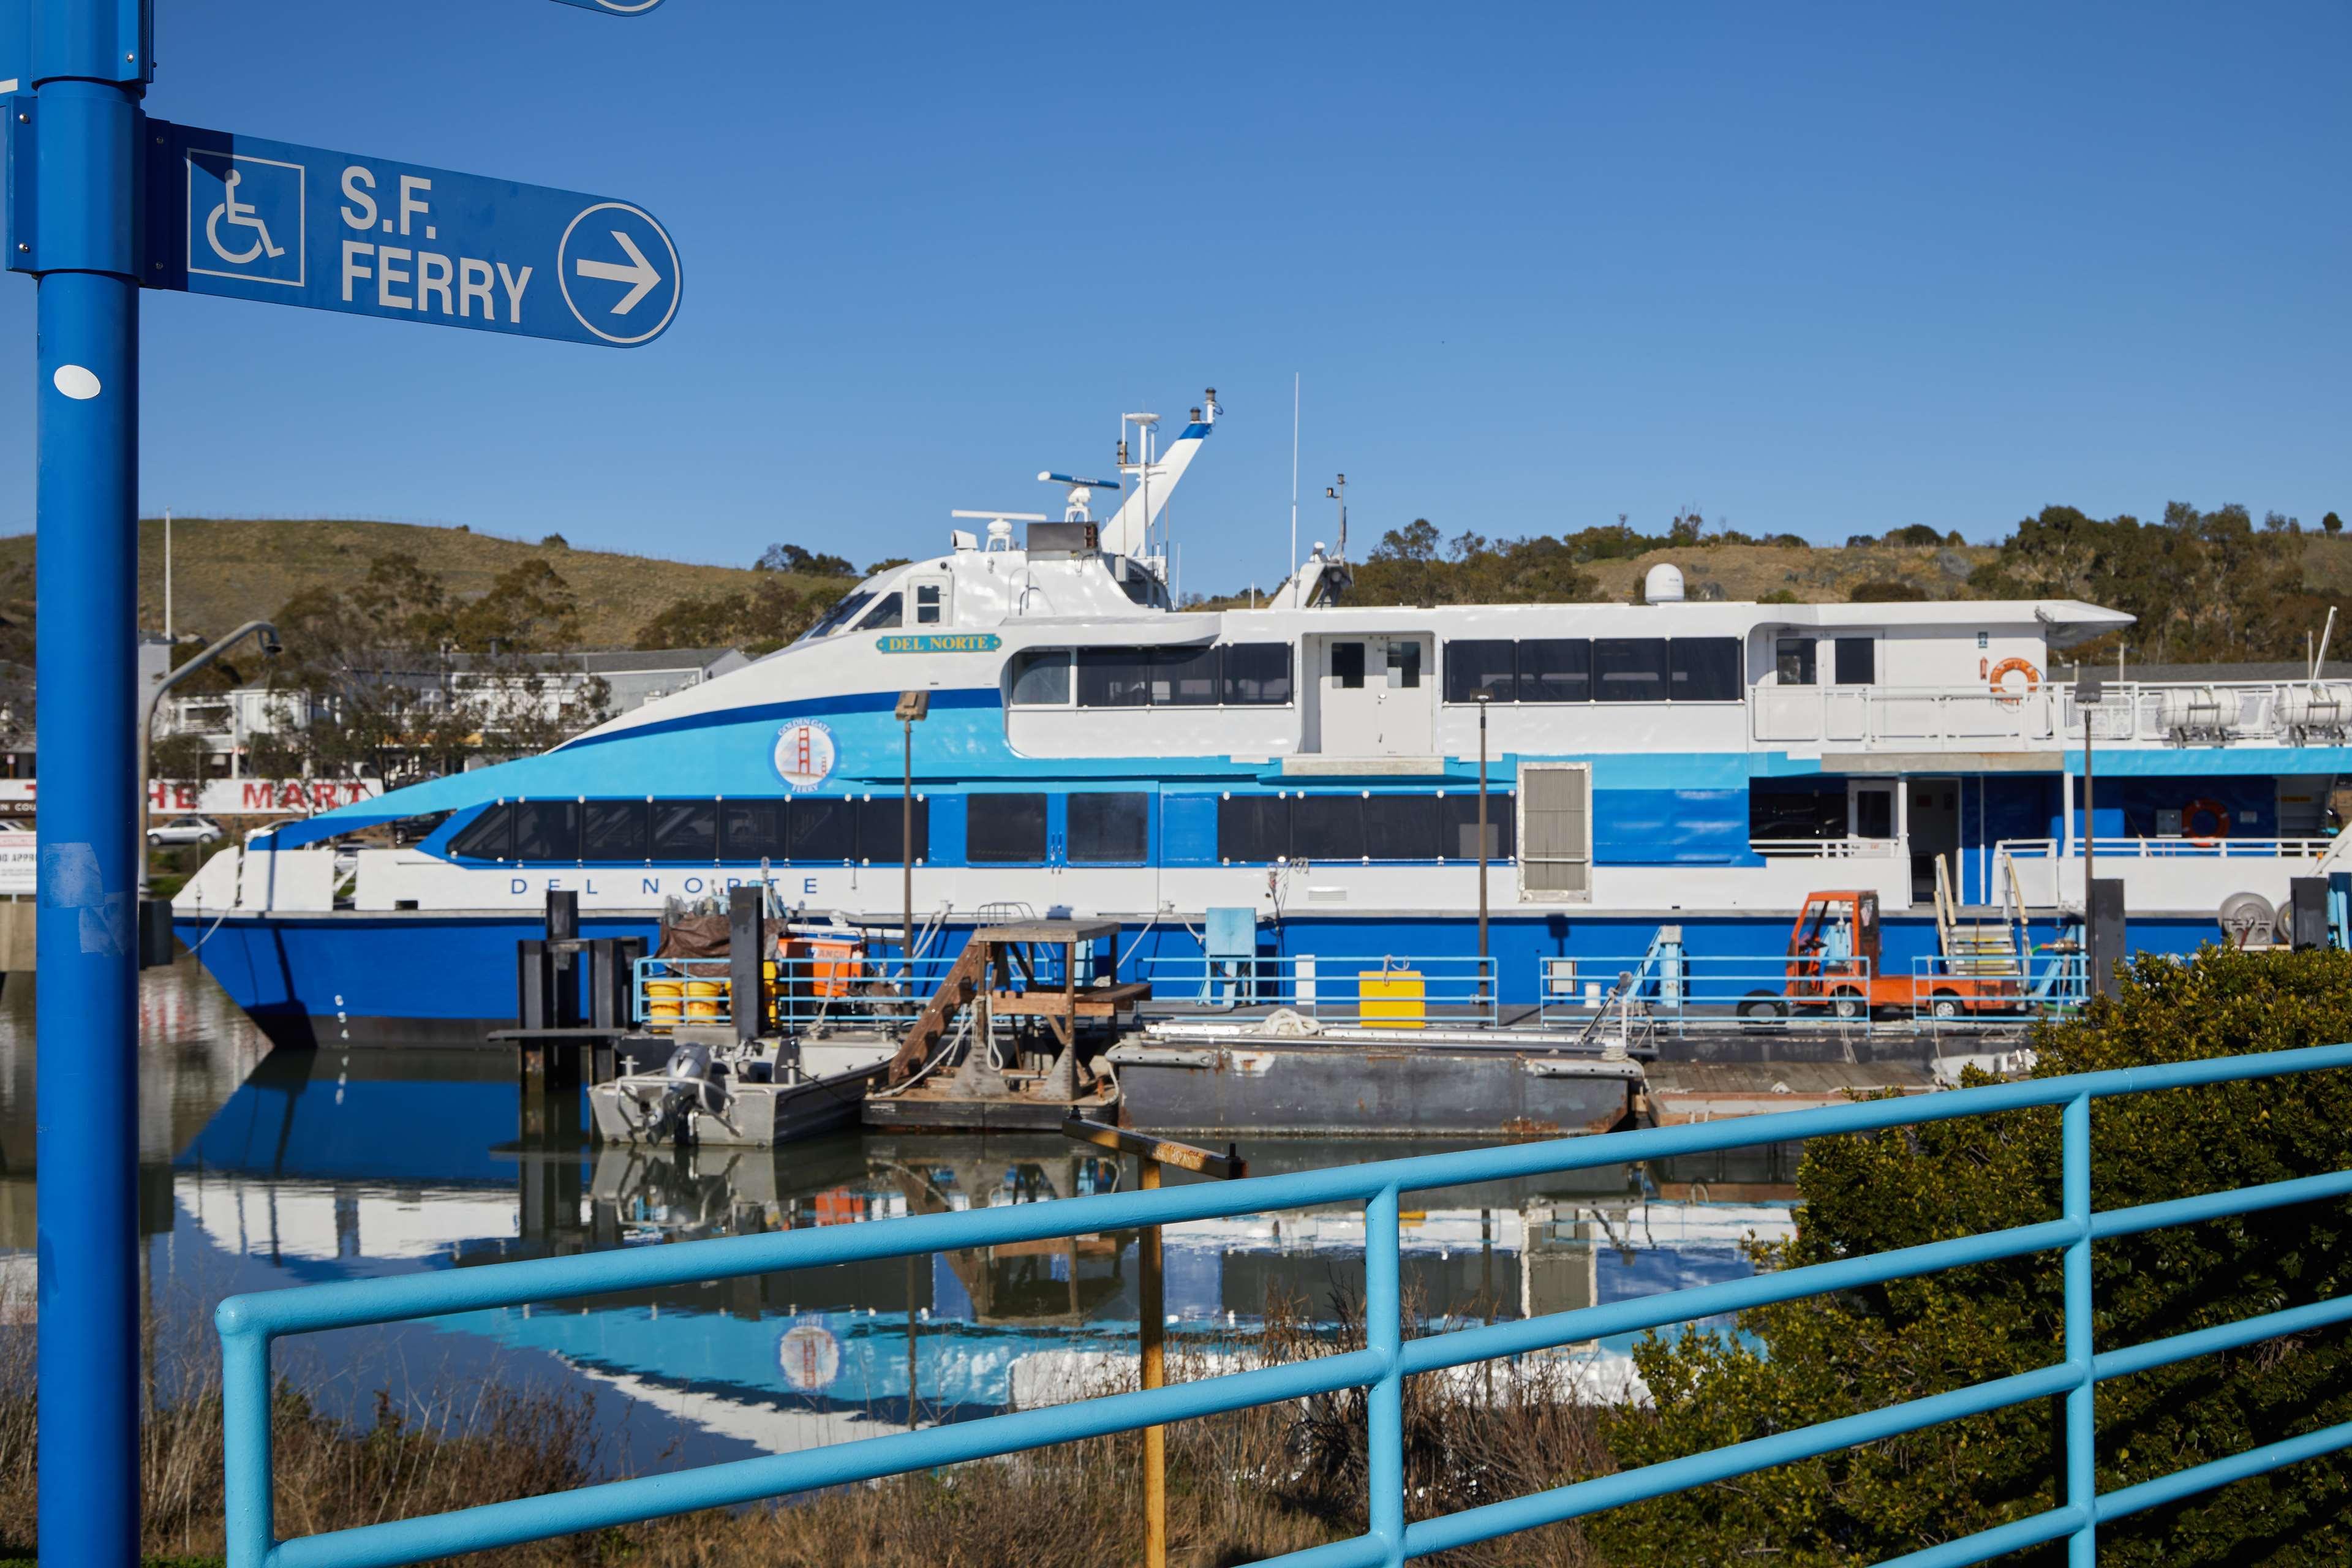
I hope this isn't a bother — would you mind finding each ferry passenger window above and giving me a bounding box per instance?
[1216,794,1291,862]
[1834,636,1875,685]
[1750,787,1845,841]
[1068,793,1148,864]
[447,804,512,861]
[1153,645,1219,706]
[788,797,856,862]
[914,584,944,625]
[1670,638,1742,702]
[1363,794,1441,859]
[1775,637,1817,685]
[1442,792,1514,859]
[1446,640,1515,704]
[855,797,929,864]
[858,592,904,631]
[1853,789,1894,840]
[1221,643,1292,704]
[513,801,581,862]
[967,793,1047,863]
[1332,642,1366,690]
[720,801,786,861]
[652,800,718,861]
[1077,649,1153,707]
[584,801,650,861]
[1520,639,1590,703]
[804,590,873,640]
[1386,639,1422,690]
[1292,794,1365,861]
[1010,650,1072,706]
[1594,638,1668,702]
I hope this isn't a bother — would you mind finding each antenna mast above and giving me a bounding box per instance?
[1289,373,1300,597]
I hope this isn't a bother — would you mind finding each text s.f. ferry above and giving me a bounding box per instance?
[178,392,2352,1046]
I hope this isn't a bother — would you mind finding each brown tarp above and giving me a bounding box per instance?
[655,911,733,960]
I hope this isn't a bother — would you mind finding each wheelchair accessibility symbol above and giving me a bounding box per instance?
[186,150,306,288]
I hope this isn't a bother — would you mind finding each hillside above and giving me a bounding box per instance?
[0,517,785,649]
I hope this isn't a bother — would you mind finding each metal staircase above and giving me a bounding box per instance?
[1935,855,2026,979]
[888,937,988,1083]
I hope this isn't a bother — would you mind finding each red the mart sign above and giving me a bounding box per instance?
[0,779,382,815]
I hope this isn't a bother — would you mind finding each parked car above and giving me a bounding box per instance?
[148,815,224,847]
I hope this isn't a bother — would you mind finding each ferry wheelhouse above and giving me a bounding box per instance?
[177,394,2351,1046]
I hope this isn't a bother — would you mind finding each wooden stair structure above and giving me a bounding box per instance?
[888,940,987,1083]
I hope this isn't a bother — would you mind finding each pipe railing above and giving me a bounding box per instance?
[217,1042,2352,1568]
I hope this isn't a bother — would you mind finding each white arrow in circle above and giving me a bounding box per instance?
[574,230,662,315]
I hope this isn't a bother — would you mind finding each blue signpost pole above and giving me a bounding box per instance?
[27,3,149,1562]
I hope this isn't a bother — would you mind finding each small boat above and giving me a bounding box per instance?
[589,1029,899,1148]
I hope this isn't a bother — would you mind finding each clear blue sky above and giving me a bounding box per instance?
[2,1,2345,592]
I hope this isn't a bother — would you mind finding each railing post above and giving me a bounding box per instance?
[1367,1182,1404,1565]
[1140,1156,1167,1568]
[220,1316,275,1568]
[2064,1090,2095,1565]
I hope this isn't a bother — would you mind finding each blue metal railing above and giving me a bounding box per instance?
[1133,954,1499,1025]
[216,1043,2352,1568]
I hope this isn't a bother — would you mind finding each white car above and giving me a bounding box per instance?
[148,815,224,847]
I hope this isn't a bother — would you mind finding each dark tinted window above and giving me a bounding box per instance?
[1854,790,1894,839]
[584,800,649,861]
[1291,794,1365,861]
[1671,638,1742,701]
[1332,642,1366,689]
[651,800,717,860]
[513,801,580,861]
[788,797,856,862]
[1216,794,1290,862]
[1594,638,1668,702]
[1388,639,1422,689]
[1750,787,1845,840]
[1521,639,1591,703]
[1222,643,1292,704]
[1776,637,1816,685]
[1446,640,1516,704]
[967,793,1047,863]
[1077,648,1153,707]
[720,800,787,861]
[1363,794,1441,859]
[1154,645,1219,706]
[1834,636,1875,685]
[448,803,512,861]
[858,592,903,630]
[1068,793,1148,864]
[856,796,929,864]
[1442,793,1514,860]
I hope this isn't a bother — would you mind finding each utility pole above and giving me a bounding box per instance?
[895,691,929,978]
[23,4,153,1562]
[163,506,172,638]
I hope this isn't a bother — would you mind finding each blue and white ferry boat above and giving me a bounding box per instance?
[177,392,2351,1046]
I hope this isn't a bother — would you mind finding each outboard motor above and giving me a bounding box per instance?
[649,1039,716,1145]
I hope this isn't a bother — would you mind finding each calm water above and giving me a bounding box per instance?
[0,956,1801,1472]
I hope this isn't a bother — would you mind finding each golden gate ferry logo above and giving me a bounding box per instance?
[771,720,837,791]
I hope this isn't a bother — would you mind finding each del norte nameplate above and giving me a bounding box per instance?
[141,118,680,348]
[878,633,1002,654]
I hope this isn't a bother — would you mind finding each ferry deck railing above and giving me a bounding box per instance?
[1997,835,2337,861]
[1749,676,2352,750]
[1536,954,1877,1033]
[216,1041,2352,1567]
[1909,951,2087,1030]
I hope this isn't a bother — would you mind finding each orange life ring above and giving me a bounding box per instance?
[1988,657,2041,706]
[2183,797,2230,845]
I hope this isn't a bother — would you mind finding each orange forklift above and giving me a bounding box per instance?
[1751,889,2017,1022]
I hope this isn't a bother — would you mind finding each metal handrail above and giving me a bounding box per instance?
[216,1042,2352,1568]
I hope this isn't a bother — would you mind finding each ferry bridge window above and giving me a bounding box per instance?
[1068,793,1148,864]
[1671,638,1742,701]
[1216,794,1291,863]
[802,590,874,641]
[1594,638,1668,702]
[855,797,929,864]
[1332,641,1366,690]
[1776,637,1817,685]
[1834,636,1875,685]
[1221,643,1292,705]
[1153,645,1220,706]
[512,801,581,862]
[1010,650,1072,706]
[858,592,904,631]
[1442,791,1515,859]
[584,801,650,861]
[1445,639,1515,704]
[1363,793,1442,860]
[1292,794,1365,861]
[789,797,856,862]
[720,800,786,861]
[967,793,1048,864]
[1077,648,1154,708]
[1386,639,1422,690]
[914,584,944,625]
[1520,639,1590,703]
[447,803,512,861]
[652,800,718,861]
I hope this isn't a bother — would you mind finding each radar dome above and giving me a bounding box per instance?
[1644,563,1686,603]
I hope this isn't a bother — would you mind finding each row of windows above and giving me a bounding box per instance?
[963,793,1151,864]
[1217,792,1513,864]
[1443,637,1742,705]
[1011,644,1293,709]
[1774,635,1875,687]
[449,798,932,865]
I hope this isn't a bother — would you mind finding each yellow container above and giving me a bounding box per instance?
[685,978,728,1021]
[646,979,684,1025]
[1359,966,1426,1029]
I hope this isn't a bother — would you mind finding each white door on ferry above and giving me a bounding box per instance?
[1317,636,1433,755]
[904,571,953,630]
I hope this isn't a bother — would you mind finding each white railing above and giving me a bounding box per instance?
[1997,836,2335,862]
[1749,837,1902,859]
[1751,679,2352,752]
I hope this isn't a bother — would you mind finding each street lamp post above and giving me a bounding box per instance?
[138,619,280,894]
[895,690,930,976]
[1476,690,1491,1000]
